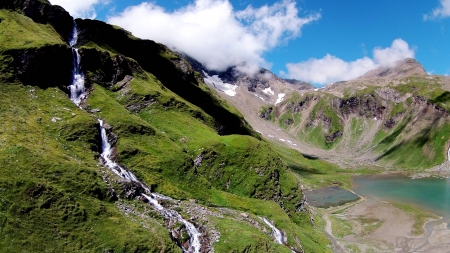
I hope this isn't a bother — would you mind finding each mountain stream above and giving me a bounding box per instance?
[67,22,296,252]
[68,22,202,253]
[68,24,85,106]
[98,120,202,253]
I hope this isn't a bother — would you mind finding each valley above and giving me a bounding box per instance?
[1,0,450,252]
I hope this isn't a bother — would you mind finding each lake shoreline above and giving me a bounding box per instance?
[319,197,450,252]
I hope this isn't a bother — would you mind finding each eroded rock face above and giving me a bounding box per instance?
[5,45,72,90]
[336,94,386,119]
[79,48,146,89]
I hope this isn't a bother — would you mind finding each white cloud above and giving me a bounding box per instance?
[283,39,415,85]
[107,0,320,75]
[373,39,415,66]
[49,0,109,19]
[424,0,450,20]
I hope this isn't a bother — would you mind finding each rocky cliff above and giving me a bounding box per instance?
[257,59,450,169]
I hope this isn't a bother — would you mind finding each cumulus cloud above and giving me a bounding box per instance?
[49,0,109,19]
[107,0,320,74]
[283,39,415,85]
[424,0,450,20]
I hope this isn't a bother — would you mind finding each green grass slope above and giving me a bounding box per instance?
[269,77,450,170]
[0,5,330,252]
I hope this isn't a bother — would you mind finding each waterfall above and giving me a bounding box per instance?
[68,23,85,106]
[260,217,286,245]
[98,119,202,253]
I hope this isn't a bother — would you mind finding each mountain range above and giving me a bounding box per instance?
[1,0,449,252]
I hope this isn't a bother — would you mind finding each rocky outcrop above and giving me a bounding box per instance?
[325,131,343,143]
[336,94,386,119]
[259,107,273,120]
[293,96,314,113]
[4,45,72,90]
[0,0,74,41]
[121,181,146,199]
[78,47,146,89]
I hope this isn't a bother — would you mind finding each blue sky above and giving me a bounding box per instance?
[50,0,450,86]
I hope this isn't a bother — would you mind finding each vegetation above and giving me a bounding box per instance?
[0,10,64,50]
[0,6,332,252]
[391,203,439,235]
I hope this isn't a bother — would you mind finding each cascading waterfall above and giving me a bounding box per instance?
[68,23,86,105]
[66,21,202,253]
[260,217,285,245]
[259,217,300,253]
[98,119,202,253]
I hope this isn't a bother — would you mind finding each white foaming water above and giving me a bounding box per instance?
[68,24,85,105]
[98,119,202,253]
[98,120,139,182]
[260,217,285,245]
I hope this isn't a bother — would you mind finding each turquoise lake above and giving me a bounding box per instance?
[304,186,360,208]
[352,174,450,217]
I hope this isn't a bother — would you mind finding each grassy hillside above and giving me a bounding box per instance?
[268,77,450,170]
[0,4,331,252]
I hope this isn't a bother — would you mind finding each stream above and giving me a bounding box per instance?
[68,24,85,106]
[98,120,202,253]
[67,21,300,252]
[68,22,202,253]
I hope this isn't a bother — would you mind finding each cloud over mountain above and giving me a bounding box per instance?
[424,0,450,20]
[107,0,320,74]
[283,39,415,85]
[49,0,108,19]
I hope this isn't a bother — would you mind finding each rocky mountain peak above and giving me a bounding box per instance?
[357,58,427,80]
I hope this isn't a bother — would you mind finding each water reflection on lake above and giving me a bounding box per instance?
[353,174,450,218]
[305,186,360,208]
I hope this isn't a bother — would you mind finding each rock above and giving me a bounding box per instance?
[325,131,343,143]
[259,107,273,120]
[240,213,249,218]
[121,181,145,200]
[194,153,204,168]
[5,45,73,90]
[284,118,294,125]
[384,118,396,129]
[51,117,62,122]
[78,48,145,89]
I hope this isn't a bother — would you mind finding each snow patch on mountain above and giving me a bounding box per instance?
[275,93,285,105]
[203,71,238,96]
[262,87,275,95]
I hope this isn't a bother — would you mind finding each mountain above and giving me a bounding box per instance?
[357,58,427,80]
[185,56,314,104]
[233,58,450,170]
[0,0,331,252]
